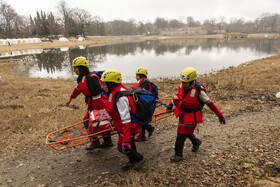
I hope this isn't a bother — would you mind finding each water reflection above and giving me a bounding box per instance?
[6,38,280,82]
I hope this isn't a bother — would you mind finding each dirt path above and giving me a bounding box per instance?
[0,107,279,186]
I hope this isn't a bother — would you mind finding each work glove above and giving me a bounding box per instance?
[122,142,131,154]
[219,116,226,124]
[166,104,173,111]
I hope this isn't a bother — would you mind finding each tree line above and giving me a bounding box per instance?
[1,0,280,39]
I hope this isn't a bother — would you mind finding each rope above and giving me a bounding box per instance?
[155,101,168,108]
[70,131,87,139]
[48,130,68,142]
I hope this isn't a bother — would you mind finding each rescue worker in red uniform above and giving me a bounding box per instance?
[167,67,226,162]
[132,67,156,141]
[101,69,145,171]
[66,56,113,150]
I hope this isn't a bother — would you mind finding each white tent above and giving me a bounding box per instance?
[276,92,280,98]
[60,47,69,51]
[21,50,28,55]
[1,52,11,57]
[0,39,8,45]
[59,37,68,42]
[35,49,43,54]
[18,39,24,44]
[0,37,42,45]
[79,45,86,49]
[33,38,41,43]
[6,39,12,45]
[11,39,20,45]
[27,49,34,54]
[27,38,33,43]
[11,50,21,56]
[78,37,85,41]
[22,38,29,44]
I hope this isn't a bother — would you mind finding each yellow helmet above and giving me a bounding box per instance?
[72,56,88,67]
[136,67,148,76]
[101,69,122,83]
[180,67,197,82]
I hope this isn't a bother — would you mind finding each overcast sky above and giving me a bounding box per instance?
[6,0,280,23]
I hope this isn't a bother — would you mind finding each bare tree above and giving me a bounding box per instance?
[48,12,61,36]
[13,15,26,37]
[169,19,183,30]
[144,22,155,33]
[187,16,195,27]
[257,13,280,33]
[228,17,245,33]
[217,16,226,33]
[137,21,146,34]
[57,0,72,36]
[128,19,137,34]
[73,8,92,37]
[154,17,168,30]
[90,16,105,36]
[203,18,216,34]
[0,0,18,38]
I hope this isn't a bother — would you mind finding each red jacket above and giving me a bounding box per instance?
[70,74,103,111]
[132,78,150,91]
[174,82,223,134]
[104,84,141,144]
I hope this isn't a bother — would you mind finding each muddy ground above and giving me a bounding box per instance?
[0,37,279,186]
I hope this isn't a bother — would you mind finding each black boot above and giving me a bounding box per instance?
[100,136,113,148]
[122,161,135,171]
[148,126,155,137]
[132,158,145,171]
[170,155,183,162]
[86,139,101,150]
[188,134,202,152]
[138,126,147,141]
[192,139,202,152]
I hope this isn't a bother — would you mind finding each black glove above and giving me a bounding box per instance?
[166,104,173,111]
[219,116,226,124]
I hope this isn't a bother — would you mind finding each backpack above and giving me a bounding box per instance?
[115,87,155,125]
[91,71,104,79]
[196,82,206,110]
[86,71,105,96]
[140,79,159,100]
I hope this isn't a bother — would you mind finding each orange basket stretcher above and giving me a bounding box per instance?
[46,99,174,151]
[151,98,174,123]
[46,109,116,151]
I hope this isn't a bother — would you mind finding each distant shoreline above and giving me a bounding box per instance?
[0,33,279,54]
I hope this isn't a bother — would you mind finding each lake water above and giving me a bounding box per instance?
[4,38,280,83]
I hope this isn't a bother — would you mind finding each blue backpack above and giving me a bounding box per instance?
[140,79,159,100]
[115,88,155,125]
